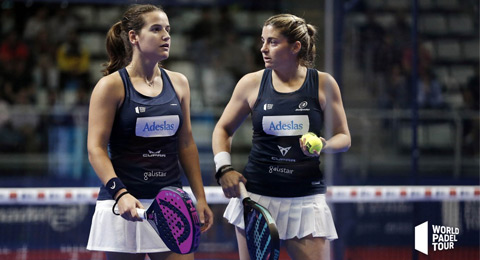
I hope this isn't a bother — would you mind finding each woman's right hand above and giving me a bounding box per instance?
[219,170,247,199]
[116,192,144,221]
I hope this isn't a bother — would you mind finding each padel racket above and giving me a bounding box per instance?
[136,186,201,254]
[239,182,280,260]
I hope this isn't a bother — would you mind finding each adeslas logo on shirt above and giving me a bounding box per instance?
[262,115,309,136]
[135,115,180,137]
[269,121,303,131]
[143,121,175,131]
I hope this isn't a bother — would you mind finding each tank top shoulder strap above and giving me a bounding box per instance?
[305,68,319,97]
[159,67,173,91]
[253,69,272,109]
[118,67,131,98]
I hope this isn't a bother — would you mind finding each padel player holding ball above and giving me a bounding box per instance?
[86,4,213,260]
[212,14,351,260]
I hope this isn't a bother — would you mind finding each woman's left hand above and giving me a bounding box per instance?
[195,199,214,233]
[299,136,326,157]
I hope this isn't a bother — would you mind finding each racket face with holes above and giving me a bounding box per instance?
[144,186,201,254]
[243,198,280,260]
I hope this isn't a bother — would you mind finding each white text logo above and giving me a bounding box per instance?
[144,171,167,180]
[268,166,294,175]
[415,221,460,255]
[143,150,166,158]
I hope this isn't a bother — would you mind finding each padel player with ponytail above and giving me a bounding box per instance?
[86,4,213,260]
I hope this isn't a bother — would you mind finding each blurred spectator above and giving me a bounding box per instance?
[401,41,444,109]
[390,11,411,54]
[372,33,401,96]
[48,7,81,46]
[373,34,399,74]
[0,98,22,153]
[378,64,408,110]
[461,67,479,155]
[416,69,446,109]
[23,6,49,43]
[0,98,9,127]
[462,67,480,111]
[202,55,236,109]
[218,32,253,81]
[401,40,433,77]
[30,27,57,61]
[33,54,60,90]
[56,29,90,91]
[0,30,30,67]
[187,7,216,105]
[189,7,215,44]
[45,88,75,176]
[9,88,42,152]
[2,60,35,105]
[249,38,265,71]
[357,10,385,65]
[32,54,60,106]
[217,7,237,39]
[0,7,16,36]
[357,10,385,94]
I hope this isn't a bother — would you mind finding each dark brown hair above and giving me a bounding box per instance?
[264,14,317,68]
[103,4,163,75]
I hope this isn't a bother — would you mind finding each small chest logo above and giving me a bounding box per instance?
[295,101,310,112]
[135,106,146,114]
[143,150,166,158]
[277,145,291,156]
[263,103,274,110]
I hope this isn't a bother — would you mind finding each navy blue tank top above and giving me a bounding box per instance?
[98,68,183,200]
[243,68,326,197]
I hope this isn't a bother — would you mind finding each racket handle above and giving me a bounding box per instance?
[239,182,248,200]
[136,208,147,219]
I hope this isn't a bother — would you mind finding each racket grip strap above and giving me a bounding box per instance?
[136,208,147,219]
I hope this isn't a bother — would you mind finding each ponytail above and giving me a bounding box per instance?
[103,22,131,75]
[304,24,317,68]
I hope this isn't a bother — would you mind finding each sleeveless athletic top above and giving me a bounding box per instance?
[243,68,326,197]
[98,68,183,200]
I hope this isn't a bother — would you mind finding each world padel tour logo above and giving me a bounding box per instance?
[415,221,460,255]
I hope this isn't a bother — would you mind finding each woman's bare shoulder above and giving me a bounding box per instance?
[236,69,264,90]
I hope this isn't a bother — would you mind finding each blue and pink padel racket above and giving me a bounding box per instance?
[137,186,201,254]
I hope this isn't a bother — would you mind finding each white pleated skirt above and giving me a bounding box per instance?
[224,192,338,241]
[87,199,170,253]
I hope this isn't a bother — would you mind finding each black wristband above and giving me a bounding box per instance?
[112,191,130,215]
[105,177,126,199]
[215,165,235,185]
